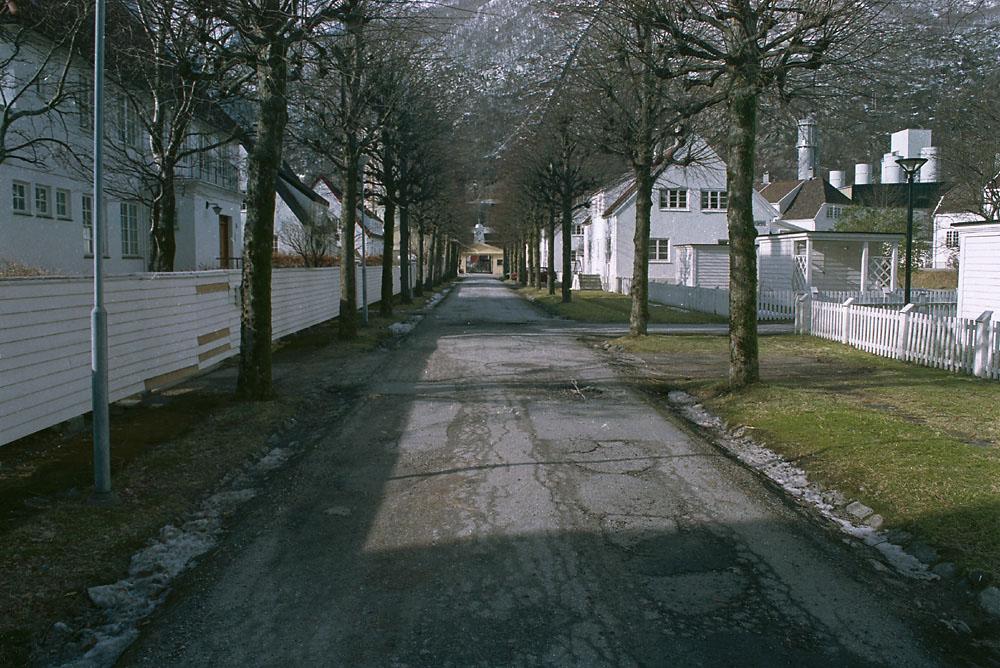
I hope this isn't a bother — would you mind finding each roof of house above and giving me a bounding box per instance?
[312,176,384,237]
[764,178,852,220]
[758,180,803,203]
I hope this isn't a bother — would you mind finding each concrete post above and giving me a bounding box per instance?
[973,311,993,378]
[896,303,915,361]
[795,292,812,335]
[841,297,855,344]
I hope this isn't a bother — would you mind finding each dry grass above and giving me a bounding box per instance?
[517,287,725,324]
[612,334,1000,578]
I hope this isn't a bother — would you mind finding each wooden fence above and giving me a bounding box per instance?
[647,283,800,321]
[0,265,411,447]
[799,296,998,380]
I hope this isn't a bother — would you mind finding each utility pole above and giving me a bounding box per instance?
[91,0,111,498]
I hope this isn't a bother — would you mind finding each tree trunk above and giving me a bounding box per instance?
[425,226,436,291]
[629,163,654,336]
[529,227,538,289]
[547,207,556,295]
[379,151,396,316]
[338,148,359,339]
[560,189,573,303]
[237,41,288,400]
[399,204,412,303]
[726,89,760,388]
[149,168,177,271]
[415,221,425,297]
[518,236,528,286]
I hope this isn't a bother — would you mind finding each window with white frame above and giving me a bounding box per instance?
[659,189,688,210]
[12,181,29,213]
[82,194,93,254]
[77,74,93,132]
[945,230,959,249]
[34,185,51,217]
[650,238,670,261]
[56,189,71,219]
[700,190,728,211]
[573,224,584,236]
[828,205,844,220]
[117,96,141,147]
[605,235,612,261]
[120,202,140,256]
[273,235,279,253]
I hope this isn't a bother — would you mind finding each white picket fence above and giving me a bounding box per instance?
[800,297,998,379]
[647,282,798,321]
[0,264,414,447]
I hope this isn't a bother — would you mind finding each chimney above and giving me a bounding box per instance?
[796,114,818,180]
[855,163,872,185]
[920,146,940,183]
[762,171,771,186]
[829,170,845,189]
[881,152,902,184]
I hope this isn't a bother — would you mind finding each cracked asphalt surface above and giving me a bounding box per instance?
[124,277,945,667]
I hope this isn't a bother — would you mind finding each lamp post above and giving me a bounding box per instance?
[91,0,111,498]
[895,156,928,305]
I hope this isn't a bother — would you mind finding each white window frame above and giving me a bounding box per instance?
[828,205,843,220]
[573,224,584,236]
[12,181,29,214]
[650,238,671,262]
[700,190,728,211]
[659,188,688,211]
[77,73,93,132]
[945,229,959,249]
[120,202,141,257]
[117,95,141,148]
[55,188,71,219]
[34,184,51,217]
[82,194,94,255]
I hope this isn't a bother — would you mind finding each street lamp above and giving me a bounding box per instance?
[895,156,928,305]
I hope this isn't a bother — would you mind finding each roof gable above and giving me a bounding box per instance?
[780,178,852,220]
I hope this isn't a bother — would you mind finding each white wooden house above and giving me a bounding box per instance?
[0,17,243,275]
[955,221,1000,320]
[758,177,853,232]
[579,140,777,292]
[312,177,384,258]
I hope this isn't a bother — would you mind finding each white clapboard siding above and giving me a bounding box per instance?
[0,264,409,446]
[804,298,998,380]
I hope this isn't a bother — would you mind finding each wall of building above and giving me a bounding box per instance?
[958,227,1000,320]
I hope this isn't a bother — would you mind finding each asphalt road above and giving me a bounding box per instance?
[124,277,942,667]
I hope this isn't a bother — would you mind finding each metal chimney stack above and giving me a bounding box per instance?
[797,115,818,180]
[855,164,872,185]
[829,170,845,189]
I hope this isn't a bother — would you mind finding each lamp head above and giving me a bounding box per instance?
[895,157,928,179]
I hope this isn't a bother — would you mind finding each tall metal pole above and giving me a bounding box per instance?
[359,156,368,326]
[91,0,111,497]
[904,171,915,305]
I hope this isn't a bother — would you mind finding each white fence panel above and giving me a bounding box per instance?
[802,296,996,380]
[0,264,409,447]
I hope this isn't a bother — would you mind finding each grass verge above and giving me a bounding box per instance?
[0,287,445,665]
[516,286,725,324]
[611,333,1000,578]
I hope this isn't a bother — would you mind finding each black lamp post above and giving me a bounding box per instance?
[895,156,928,304]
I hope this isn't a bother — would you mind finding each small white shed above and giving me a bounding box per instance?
[955,221,1000,320]
[757,231,903,293]
[675,244,731,288]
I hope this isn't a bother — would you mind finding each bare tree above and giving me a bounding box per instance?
[278,212,338,267]
[0,0,88,167]
[648,0,884,387]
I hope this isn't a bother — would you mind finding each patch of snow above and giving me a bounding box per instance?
[256,447,289,472]
[388,321,416,336]
[667,391,938,582]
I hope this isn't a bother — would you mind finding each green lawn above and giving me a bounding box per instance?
[613,334,1000,578]
[517,287,725,324]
